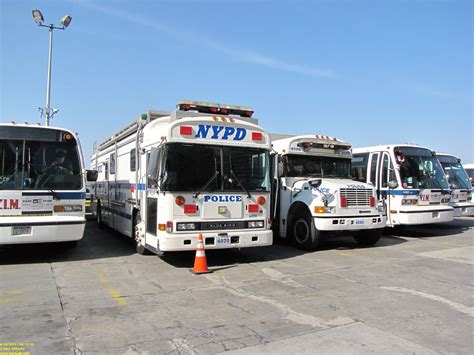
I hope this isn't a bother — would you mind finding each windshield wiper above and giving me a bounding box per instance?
[193,171,219,199]
[230,169,251,199]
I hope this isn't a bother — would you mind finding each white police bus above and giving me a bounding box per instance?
[271,134,386,250]
[436,153,474,217]
[91,100,272,254]
[0,123,97,247]
[352,144,454,226]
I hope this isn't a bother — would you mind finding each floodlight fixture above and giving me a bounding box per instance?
[32,9,44,25]
[60,15,72,29]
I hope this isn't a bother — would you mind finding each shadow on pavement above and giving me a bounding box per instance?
[387,217,473,239]
[0,221,135,265]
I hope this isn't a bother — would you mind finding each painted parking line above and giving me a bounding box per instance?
[92,265,127,306]
[0,291,24,305]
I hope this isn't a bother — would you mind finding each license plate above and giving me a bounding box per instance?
[355,219,364,225]
[12,226,32,236]
[216,235,231,245]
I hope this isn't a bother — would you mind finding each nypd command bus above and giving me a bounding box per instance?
[0,123,97,247]
[352,144,454,226]
[436,153,474,217]
[271,134,386,251]
[91,100,272,254]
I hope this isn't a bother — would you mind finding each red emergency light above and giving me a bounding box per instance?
[252,132,263,141]
[340,196,348,207]
[180,126,193,136]
[184,204,197,214]
[369,196,375,207]
[248,204,259,213]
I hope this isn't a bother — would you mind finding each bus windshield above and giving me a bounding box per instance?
[160,143,270,192]
[395,147,449,189]
[286,154,352,178]
[439,160,471,190]
[0,129,82,190]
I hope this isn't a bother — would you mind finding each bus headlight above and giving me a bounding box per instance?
[176,223,197,231]
[377,203,385,213]
[248,220,264,228]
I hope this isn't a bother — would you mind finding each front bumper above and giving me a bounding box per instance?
[393,206,454,225]
[157,229,273,252]
[314,214,386,231]
[450,203,474,217]
[0,216,86,245]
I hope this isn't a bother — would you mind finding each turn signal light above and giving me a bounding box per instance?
[175,196,185,206]
[340,196,348,207]
[314,206,325,214]
[257,196,266,205]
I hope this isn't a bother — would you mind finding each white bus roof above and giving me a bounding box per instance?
[353,144,432,154]
[0,122,76,136]
[271,134,351,156]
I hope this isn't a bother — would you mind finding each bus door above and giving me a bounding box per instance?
[109,151,118,229]
[368,152,380,196]
[144,148,160,251]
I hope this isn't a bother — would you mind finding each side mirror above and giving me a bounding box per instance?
[388,180,398,189]
[308,179,322,188]
[277,156,288,178]
[86,170,98,182]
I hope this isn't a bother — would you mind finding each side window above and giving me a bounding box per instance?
[130,148,136,172]
[352,153,368,182]
[370,153,379,186]
[381,154,389,188]
[104,161,109,180]
[110,153,116,175]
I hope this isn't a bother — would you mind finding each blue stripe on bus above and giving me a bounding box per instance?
[385,189,419,196]
[21,191,86,199]
[102,205,132,220]
[55,192,86,199]
[94,182,146,191]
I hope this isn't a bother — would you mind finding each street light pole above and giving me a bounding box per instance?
[32,10,72,126]
[45,25,54,126]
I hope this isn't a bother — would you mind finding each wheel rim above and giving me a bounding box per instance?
[294,219,310,245]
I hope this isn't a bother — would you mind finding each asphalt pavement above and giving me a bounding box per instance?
[1,218,473,354]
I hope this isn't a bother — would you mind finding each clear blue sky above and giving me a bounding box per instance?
[1,0,472,166]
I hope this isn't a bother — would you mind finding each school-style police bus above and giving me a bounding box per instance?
[91,100,272,254]
[436,153,474,217]
[272,134,386,250]
[352,144,454,226]
[0,123,96,247]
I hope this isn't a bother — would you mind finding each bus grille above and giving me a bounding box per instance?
[340,188,373,206]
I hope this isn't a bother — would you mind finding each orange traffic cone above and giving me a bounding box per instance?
[191,233,212,274]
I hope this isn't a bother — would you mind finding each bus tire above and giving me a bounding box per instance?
[291,210,322,251]
[133,211,151,255]
[96,201,104,228]
[354,229,382,246]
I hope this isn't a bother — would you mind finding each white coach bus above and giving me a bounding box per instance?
[436,153,474,217]
[352,144,454,226]
[0,123,97,247]
[91,100,273,254]
[271,134,386,250]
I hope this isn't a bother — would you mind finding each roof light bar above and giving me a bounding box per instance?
[177,100,253,117]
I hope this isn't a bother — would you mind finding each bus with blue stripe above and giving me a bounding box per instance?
[436,153,474,217]
[352,144,454,226]
[0,123,97,247]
